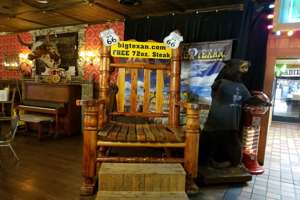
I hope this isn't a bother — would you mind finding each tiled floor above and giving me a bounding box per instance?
[191,121,300,200]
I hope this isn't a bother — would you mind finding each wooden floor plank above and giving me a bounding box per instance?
[0,133,95,200]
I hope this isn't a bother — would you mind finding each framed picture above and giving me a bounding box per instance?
[35,32,78,75]
[274,0,300,31]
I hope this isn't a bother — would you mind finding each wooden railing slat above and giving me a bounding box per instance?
[110,112,168,118]
[156,70,164,113]
[130,69,138,112]
[143,69,151,112]
[117,68,125,112]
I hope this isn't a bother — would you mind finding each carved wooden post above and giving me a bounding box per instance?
[184,103,200,178]
[169,47,181,127]
[76,100,99,195]
[98,45,110,129]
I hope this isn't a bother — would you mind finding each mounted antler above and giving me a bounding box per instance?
[17,34,33,49]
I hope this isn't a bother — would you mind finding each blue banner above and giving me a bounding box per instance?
[181,40,233,103]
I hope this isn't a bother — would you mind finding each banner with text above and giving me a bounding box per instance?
[182,40,232,61]
[181,40,233,103]
[111,41,172,59]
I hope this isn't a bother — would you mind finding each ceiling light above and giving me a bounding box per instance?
[287,30,294,37]
[36,0,49,4]
[275,31,281,36]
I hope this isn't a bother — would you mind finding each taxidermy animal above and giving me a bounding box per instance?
[199,59,251,168]
[17,33,61,75]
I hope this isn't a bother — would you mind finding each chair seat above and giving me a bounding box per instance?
[98,122,185,143]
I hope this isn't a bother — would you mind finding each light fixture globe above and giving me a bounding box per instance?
[36,0,49,3]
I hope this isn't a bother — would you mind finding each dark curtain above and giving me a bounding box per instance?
[125,0,272,91]
[125,11,243,44]
[235,0,272,91]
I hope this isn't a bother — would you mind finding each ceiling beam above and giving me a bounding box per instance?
[0,21,19,32]
[93,1,128,17]
[22,0,85,11]
[53,11,89,24]
[165,0,185,12]
[130,3,244,19]
[15,16,49,27]
[0,23,18,32]
[186,3,244,13]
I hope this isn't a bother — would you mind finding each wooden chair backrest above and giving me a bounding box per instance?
[98,41,181,127]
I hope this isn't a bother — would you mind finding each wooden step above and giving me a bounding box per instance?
[99,163,186,192]
[96,191,189,200]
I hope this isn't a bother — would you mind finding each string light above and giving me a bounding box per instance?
[267,25,274,30]
[275,31,281,36]
[267,14,274,19]
[287,30,294,37]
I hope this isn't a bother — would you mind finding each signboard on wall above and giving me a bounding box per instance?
[281,68,300,77]
[111,41,172,59]
[181,40,233,103]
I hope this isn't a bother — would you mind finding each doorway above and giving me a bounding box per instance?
[272,59,300,122]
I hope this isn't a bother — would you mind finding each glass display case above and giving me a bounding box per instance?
[273,76,300,121]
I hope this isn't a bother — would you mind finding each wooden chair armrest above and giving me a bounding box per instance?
[76,99,106,107]
[176,101,210,110]
[176,101,199,110]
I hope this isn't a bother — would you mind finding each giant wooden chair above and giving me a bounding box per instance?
[77,42,200,195]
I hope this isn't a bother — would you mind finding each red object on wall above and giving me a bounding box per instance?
[0,32,32,79]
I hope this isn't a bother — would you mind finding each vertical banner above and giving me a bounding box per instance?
[181,40,233,103]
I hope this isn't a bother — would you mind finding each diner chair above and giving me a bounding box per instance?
[0,117,20,161]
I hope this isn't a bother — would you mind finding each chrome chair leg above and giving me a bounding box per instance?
[8,144,19,161]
